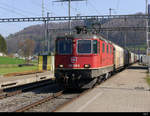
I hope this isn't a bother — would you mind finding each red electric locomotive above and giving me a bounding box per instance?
[55,33,114,89]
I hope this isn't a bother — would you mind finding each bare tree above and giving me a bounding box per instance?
[18,39,35,63]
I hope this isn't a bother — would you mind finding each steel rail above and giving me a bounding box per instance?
[52,88,91,112]
[0,79,54,100]
[15,91,63,112]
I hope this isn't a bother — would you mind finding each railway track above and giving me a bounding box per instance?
[15,88,89,112]
[0,67,126,112]
[13,71,121,112]
[0,82,61,112]
[15,90,64,112]
[0,79,55,100]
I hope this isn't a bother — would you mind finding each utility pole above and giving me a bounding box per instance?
[124,18,127,49]
[109,8,115,16]
[145,0,150,72]
[107,8,115,39]
[146,0,149,55]
[124,32,127,48]
[47,12,50,54]
[42,1,50,54]
[68,0,71,34]
[42,0,45,17]
[53,0,87,35]
[42,0,47,53]
[44,20,47,53]
[42,0,46,53]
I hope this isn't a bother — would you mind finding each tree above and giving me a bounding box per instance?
[0,34,7,54]
[18,39,35,63]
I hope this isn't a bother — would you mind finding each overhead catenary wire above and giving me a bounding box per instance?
[0,1,40,16]
[30,0,51,14]
[116,0,120,10]
[87,0,101,15]
[30,0,47,10]
[30,0,58,16]
[60,2,85,16]
[70,0,86,16]
[0,5,26,17]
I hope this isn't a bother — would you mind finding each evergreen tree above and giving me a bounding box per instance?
[0,34,7,54]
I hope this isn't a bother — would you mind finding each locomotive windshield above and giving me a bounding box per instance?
[78,40,92,54]
[56,39,72,54]
[77,40,98,54]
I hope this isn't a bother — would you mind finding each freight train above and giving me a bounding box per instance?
[55,30,138,89]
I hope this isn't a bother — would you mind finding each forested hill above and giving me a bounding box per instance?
[6,13,147,55]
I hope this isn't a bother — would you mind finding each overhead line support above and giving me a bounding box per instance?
[0,15,149,23]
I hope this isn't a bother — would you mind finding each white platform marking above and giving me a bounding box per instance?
[76,92,103,112]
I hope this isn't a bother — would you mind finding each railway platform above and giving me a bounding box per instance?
[55,64,150,112]
[0,71,54,89]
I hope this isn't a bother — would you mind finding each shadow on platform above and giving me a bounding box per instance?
[127,65,147,70]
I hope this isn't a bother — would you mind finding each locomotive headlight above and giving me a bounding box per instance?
[84,64,90,68]
[59,64,64,68]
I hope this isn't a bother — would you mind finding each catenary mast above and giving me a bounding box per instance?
[53,0,87,34]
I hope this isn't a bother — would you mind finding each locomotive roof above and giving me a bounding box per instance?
[56,34,125,49]
[56,34,113,44]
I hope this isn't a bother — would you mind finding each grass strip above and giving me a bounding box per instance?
[0,66,38,75]
[146,73,150,87]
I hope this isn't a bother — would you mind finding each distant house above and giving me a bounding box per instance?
[14,53,19,58]
[0,53,6,57]
[0,53,3,56]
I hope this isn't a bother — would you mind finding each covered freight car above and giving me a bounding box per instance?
[124,49,130,67]
[130,52,135,64]
[112,43,124,70]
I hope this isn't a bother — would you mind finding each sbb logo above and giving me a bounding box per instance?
[71,57,77,63]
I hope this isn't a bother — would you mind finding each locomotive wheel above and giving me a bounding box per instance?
[82,78,98,89]
[55,77,66,89]
[97,76,103,84]
[108,72,111,78]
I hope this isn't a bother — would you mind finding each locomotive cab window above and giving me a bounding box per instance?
[110,46,112,54]
[102,43,105,53]
[56,39,72,54]
[77,40,91,54]
[107,45,109,53]
[93,40,98,54]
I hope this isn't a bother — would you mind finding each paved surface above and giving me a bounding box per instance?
[0,71,54,89]
[56,64,150,112]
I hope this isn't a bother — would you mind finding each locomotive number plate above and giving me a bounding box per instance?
[71,57,77,63]
[68,64,80,68]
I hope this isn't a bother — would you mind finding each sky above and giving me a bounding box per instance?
[0,0,148,37]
